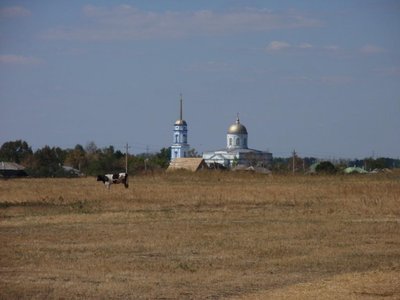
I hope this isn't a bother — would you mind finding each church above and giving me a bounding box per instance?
[170,96,272,169]
[202,115,272,169]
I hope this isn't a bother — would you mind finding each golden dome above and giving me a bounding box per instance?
[175,119,187,126]
[227,116,247,134]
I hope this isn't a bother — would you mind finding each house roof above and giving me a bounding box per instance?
[0,161,25,170]
[0,161,28,177]
[167,158,207,172]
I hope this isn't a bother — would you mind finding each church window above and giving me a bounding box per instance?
[229,138,232,146]
[175,134,179,143]
[236,138,240,146]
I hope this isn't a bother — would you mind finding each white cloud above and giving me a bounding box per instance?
[360,44,385,54]
[266,41,291,51]
[298,42,313,49]
[0,6,31,18]
[266,41,314,52]
[0,54,42,65]
[41,5,321,41]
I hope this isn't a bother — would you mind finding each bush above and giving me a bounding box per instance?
[315,161,337,174]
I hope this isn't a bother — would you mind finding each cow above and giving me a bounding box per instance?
[97,172,129,189]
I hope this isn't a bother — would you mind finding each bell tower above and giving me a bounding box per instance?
[171,94,190,160]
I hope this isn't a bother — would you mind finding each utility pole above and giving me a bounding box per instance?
[125,143,131,174]
[292,149,296,175]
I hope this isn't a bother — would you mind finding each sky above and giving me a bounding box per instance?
[1,0,399,159]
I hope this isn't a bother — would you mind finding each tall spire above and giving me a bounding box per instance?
[180,93,183,120]
[171,93,189,160]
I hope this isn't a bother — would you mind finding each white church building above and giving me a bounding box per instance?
[202,115,272,169]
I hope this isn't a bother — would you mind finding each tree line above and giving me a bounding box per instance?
[272,155,400,174]
[0,140,171,177]
[1,140,399,177]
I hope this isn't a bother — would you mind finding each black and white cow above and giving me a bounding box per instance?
[97,172,129,189]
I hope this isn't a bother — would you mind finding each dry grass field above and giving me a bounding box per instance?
[1,171,400,299]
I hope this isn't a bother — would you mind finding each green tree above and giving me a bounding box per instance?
[315,161,337,174]
[364,157,392,170]
[154,147,171,169]
[272,157,289,173]
[64,144,87,171]
[28,146,65,177]
[84,145,125,175]
[0,140,33,164]
[127,155,146,173]
[84,142,101,175]
[187,148,199,158]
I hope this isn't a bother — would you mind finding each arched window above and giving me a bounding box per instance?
[236,138,240,146]
[229,138,232,146]
[175,134,179,143]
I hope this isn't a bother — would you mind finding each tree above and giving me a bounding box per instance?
[154,147,171,169]
[85,141,98,155]
[84,142,101,175]
[187,148,199,158]
[127,155,146,173]
[232,156,239,168]
[28,146,65,177]
[303,157,318,169]
[0,140,32,164]
[315,161,337,174]
[289,152,304,173]
[64,144,87,171]
[364,157,393,170]
[272,157,289,173]
[84,145,125,175]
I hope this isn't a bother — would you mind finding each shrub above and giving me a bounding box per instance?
[315,161,337,174]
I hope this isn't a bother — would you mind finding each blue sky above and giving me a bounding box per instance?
[1,1,399,158]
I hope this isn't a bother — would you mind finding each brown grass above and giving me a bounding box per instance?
[1,171,400,299]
